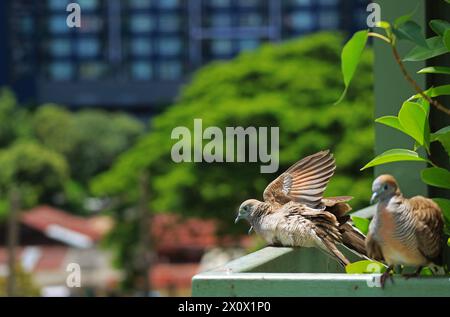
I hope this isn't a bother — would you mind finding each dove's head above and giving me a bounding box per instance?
[235,199,260,224]
[371,174,400,204]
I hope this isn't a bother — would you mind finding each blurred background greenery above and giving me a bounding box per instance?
[92,32,374,227]
[0,32,374,293]
[0,0,378,297]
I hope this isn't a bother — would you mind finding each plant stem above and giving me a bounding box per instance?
[368,32,391,43]
[391,46,450,115]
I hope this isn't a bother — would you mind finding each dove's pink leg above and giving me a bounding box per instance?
[380,266,394,289]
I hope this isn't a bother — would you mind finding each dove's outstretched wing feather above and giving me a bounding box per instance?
[263,150,336,208]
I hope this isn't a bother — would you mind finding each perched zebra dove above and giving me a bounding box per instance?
[234,150,367,267]
[366,174,444,286]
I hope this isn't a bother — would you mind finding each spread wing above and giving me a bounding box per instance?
[409,196,444,264]
[263,150,335,208]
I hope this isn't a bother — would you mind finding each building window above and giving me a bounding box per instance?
[48,62,75,80]
[158,38,183,56]
[77,0,100,11]
[209,14,233,28]
[48,15,70,34]
[131,61,153,80]
[79,62,106,80]
[158,14,182,32]
[76,38,101,58]
[129,14,156,33]
[159,61,182,80]
[290,11,315,32]
[47,0,70,11]
[48,39,72,57]
[318,11,340,29]
[239,13,265,27]
[80,16,104,33]
[239,39,260,51]
[129,39,153,57]
[210,39,234,57]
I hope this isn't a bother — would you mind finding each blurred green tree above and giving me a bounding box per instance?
[0,88,32,147]
[92,32,375,234]
[33,106,145,184]
[0,141,69,217]
[0,265,40,296]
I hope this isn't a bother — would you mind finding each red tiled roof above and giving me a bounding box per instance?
[21,205,110,242]
[19,205,250,252]
[34,246,68,271]
[149,263,199,289]
[151,214,251,252]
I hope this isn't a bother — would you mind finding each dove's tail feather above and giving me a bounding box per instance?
[340,223,368,257]
[320,239,351,268]
[323,199,368,259]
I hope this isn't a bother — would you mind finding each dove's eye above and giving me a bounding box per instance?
[383,184,388,191]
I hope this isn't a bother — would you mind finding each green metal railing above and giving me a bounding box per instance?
[192,205,450,297]
[192,246,450,297]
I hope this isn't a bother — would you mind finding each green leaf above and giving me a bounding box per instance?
[393,21,428,48]
[403,36,450,61]
[420,267,433,276]
[351,216,370,235]
[398,101,430,149]
[335,30,369,105]
[447,237,450,247]
[408,85,450,100]
[417,66,450,75]
[430,84,450,97]
[433,198,450,228]
[361,149,429,170]
[429,19,450,37]
[345,260,387,274]
[444,29,450,51]
[394,8,417,28]
[375,116,405,134]
[421,167,450,189]
[431,126,450,156]
[376,21,391,30]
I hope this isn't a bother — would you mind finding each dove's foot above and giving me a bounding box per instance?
[380,266,394,289]
[402,266,423,279]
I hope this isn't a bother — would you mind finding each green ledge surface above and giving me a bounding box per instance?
[192,247,450,297]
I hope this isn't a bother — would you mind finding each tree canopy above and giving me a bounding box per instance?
[0,89,145,215]
[92,32,375,232]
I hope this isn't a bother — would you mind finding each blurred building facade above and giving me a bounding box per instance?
[0,0,369,112]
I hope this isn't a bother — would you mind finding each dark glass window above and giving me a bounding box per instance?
[131,61,153,80]
[48,62,75,80]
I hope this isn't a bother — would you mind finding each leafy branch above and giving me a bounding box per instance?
[391,45,450,115]
[335,3,450,248]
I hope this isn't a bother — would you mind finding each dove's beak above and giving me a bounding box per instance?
[370,192,378,204]
[234,215,241,224]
